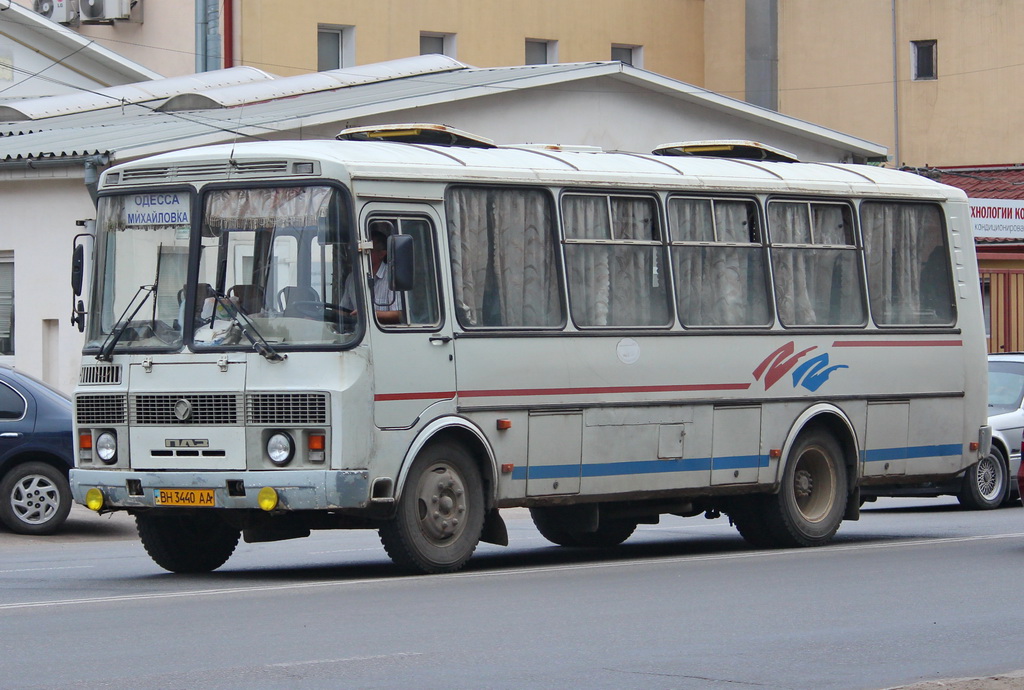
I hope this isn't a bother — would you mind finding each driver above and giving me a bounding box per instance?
[341,223,403,324]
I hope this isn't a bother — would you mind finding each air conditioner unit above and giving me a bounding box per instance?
[33,0,79,24]
[80,0,131,21]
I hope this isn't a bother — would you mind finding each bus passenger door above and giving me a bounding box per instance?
[364,209,455,429]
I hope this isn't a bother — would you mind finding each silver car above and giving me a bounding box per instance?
[984,353,1024,507]
[862,354,1020,509]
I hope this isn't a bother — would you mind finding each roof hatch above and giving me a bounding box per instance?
[336,123,496,148]
[653,140,799,163]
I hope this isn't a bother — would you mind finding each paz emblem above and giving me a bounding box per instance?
[173,399,193,422]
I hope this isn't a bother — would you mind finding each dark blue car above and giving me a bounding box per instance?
[0,365,74,534]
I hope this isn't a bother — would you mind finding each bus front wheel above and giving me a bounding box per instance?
[136,511,240,573]
[735,429,847,549]
[379,441,485,574]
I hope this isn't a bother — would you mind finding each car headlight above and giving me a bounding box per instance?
[267,432,294,466]
[95,431,117,464]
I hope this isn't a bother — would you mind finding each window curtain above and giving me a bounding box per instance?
[205,187,333,233]
[770,202,864,326]
[862,202,953,325]
[564,196,669,327]
[670,198,768,326]
[446,187,562,327]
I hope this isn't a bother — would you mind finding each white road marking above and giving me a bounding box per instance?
[0,565,95,574]
[2,531,1022,612]
[268,652,423,668]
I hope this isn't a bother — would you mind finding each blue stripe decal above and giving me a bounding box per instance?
[582,458,712,477]
[861,443,964,463]
[527,463,583,480]
[510,455,771,481]
[508,445,965,481]
[711,454,772,471]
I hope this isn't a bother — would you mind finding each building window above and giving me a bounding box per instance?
[525,39,557,65]
[420,32,456,58]
[318,25,355,71]
[912,40,937,80]
[611,44,643,68]
[0,255,13,355]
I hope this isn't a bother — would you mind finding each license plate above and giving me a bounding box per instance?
[154,489,216,507]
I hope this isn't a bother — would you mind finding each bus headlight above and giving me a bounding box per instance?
[95,432,117,464]
[267,432,294,466]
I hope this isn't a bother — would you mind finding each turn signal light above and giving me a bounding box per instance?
[79,433,93,450]
[308,434,325,451]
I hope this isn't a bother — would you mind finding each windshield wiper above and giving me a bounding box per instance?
[96,285,155,362]
[212,294,286,363]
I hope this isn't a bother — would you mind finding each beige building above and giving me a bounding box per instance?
[15,0,1022,169]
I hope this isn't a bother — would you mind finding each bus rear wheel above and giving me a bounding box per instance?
[379,441,485,574]
[530,506,637,547]
[136,511,240,573]
[747,429,847,548]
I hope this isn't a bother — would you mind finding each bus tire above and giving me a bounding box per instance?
[530,507,637,547]
[762,429,847,548]
[379,441,485,574]
[727,497,776,549]
[958,446,1008,510]
[136,512,240,573]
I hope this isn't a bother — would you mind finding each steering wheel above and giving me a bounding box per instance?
[288,301,356,327]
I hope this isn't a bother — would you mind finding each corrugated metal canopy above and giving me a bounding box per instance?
[158,55,466,111]
[0,60,888,165]
[0,66,274,122]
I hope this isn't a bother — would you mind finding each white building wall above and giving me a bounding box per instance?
[0,172,92,392]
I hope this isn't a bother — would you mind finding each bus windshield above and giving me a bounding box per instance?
[85,191,194,352]
[86,185,359,355]
[192,185,358,350]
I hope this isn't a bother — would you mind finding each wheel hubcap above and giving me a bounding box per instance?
[977,457,1001,499]
[11,475,60,525]
[415,463,468,545]
[793,447,835,523]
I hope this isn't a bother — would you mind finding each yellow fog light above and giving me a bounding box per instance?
[85,488,104,512]
[257,487,279,511]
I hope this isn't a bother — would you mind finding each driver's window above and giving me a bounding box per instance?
[364,216,441,329]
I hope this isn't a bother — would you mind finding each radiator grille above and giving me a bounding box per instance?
[247,393,329,425]
[79,365,122,385]
[131,394,243,426]
[75,394,128,425]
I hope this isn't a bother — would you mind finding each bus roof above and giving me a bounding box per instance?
[103,138,964,201]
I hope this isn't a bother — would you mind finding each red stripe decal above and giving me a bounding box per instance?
[458,383,751,398]
[831,340,962,348]
[376,382,751,402]
[374,391,457,402]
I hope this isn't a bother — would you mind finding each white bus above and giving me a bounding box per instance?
[69,126,991,574]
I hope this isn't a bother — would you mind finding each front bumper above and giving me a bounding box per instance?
[70,468,370,512]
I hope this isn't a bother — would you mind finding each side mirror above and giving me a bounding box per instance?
[73,300,85,333]
[388,234,414,292]
[71,243,85,296]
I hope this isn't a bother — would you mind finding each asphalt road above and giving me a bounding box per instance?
[2,498,1024,689]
